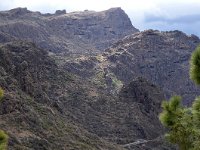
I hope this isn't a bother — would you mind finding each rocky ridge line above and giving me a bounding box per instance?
[0,7,139,54]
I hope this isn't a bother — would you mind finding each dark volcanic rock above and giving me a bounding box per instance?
[103,30,200,105]
[62,30,200,105]
[55,9,66,15]
[115,77,165,143]
[0,7,138,54]
[9,7,31,17]
[73,77,165,145]
[119,77,162,115]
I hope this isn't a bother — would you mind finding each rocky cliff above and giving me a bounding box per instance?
[105,30,200,104]
[0,7,138,54]
[64,30,200,105]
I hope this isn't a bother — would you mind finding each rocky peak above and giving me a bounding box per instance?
[104,7,128,18]
[113,29,199,48]
[0,7,138,54]
[8,7,31,17]
[55,9,66,15]
[106,7,123,12]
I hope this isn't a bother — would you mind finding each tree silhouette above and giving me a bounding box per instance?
[159,45,200,150]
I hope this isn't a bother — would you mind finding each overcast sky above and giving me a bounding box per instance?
[0,0,200,36]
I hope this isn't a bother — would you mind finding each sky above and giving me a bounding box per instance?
[0,0,200,36]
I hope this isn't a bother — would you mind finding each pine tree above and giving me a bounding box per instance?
[159,45,200,150]
[0,87,8,150]
[190,46,200,85]
[159,96,195,150]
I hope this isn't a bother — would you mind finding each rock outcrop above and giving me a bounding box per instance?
[105,77,165,144]
[0,7,138,54]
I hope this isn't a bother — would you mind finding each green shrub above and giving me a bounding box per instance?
[190,46,200,85]
[0,87,4,101]
[0,130,8,150]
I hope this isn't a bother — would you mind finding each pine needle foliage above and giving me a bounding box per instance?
[190,46,200,85]
[0,87,8,150]
[159,96,182,127]
[0,87,4,102]
[159,96,195,150]
[159,45,200,150]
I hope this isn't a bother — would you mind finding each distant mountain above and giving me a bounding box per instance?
[0,7,138,54]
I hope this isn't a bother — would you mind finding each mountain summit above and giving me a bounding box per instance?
[0,7,138,54]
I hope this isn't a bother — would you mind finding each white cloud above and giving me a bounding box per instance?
[0,0,157,12]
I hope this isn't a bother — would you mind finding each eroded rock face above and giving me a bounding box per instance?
[115,77,165,143]
[0,7,138,54]
[55,9,66,15]
[62,30,200,105]
[103,30,200,105]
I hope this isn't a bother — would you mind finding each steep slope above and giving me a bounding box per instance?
[105,77,165,143]
[0,41,124,150]
[0,40,172,149]
[117,78,176,149]
[64,77,165,144]
[64,30,200,105]
[69,77,175,150]
[105,30,200,104]
[0,7,138,54]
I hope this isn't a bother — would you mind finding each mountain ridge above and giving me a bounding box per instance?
[63,29,200,105]
[0,7,138,54]
[0,7,194,150]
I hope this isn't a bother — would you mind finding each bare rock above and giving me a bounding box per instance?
[0,7,138,54]
[104,30,200,105]
[55,9,66,15]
